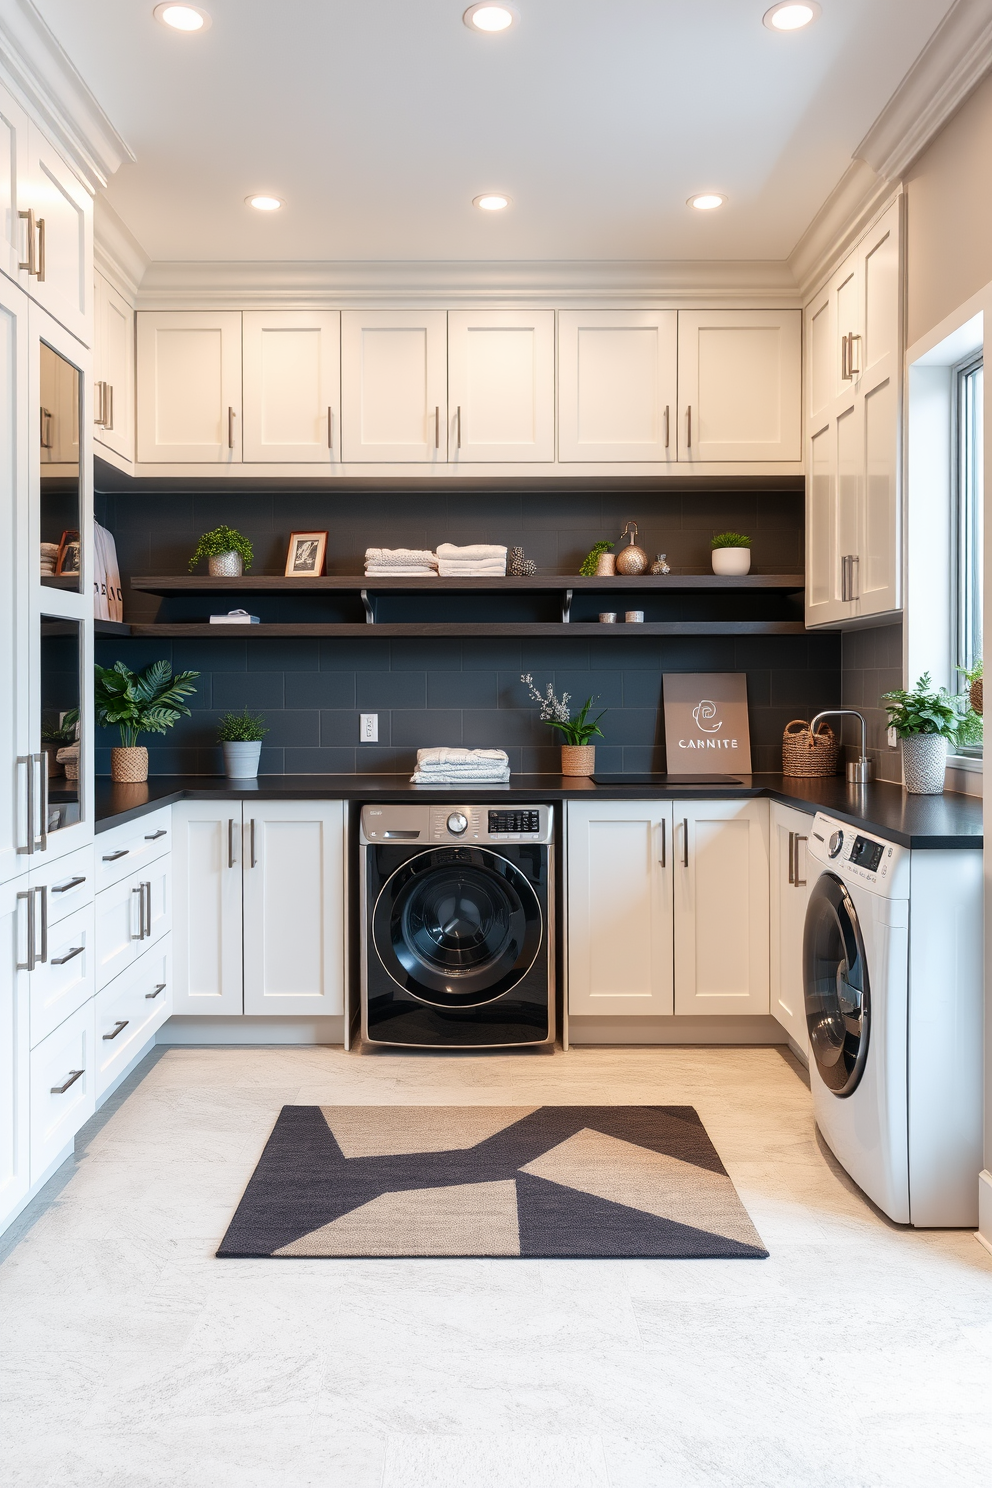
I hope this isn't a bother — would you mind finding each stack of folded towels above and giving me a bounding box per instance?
[435,543,507,578]
[364,547,439,577]
[411,747,511,785]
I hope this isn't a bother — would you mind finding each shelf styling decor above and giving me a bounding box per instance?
[217,710,268,778]
[782,718,838,777]
[711,532,752,576]
[615,520,649,576]
[881,673,962,795]
[579,540,614,577]
[189,526,253,578]
[522,673,606,776]
[94,660,200,783]
[285,531,327,577]
[960,658,983,717]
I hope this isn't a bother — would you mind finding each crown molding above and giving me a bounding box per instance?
[855,0,992,180]
[94,197,149,303]
[788,161,899,302]
[0,0,133,191]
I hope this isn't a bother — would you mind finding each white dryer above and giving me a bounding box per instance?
[804,813,983,1227]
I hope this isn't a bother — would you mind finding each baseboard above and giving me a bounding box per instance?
[95,1031,160,1109]
[0,1138,74,1245]
[158,1015,345,1045]
[977,1170,992,1255]
[566,1014,789,1045]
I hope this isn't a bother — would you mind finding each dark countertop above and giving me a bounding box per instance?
[94,772,983,849]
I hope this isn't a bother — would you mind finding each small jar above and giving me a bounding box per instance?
[598,612,617,624]
[625,610,645,623]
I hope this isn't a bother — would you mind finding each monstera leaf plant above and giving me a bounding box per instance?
[94,660,200,748]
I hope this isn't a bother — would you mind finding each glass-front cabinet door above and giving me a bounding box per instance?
[39,340,82,593]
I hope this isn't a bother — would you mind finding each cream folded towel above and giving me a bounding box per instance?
[364,547,438,568]
[416,748,509,767]
[436,543,507,562]
[364,565,437,576]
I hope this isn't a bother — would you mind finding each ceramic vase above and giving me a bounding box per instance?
[902,734,947,794]
[711,547,751,576]
[561,745,596,777]
[595,552,616,577]
[209,551,243,577]
[223,741,262,778]
[111,746,148,783]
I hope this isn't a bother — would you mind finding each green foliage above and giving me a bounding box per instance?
[956,707,983,748]
[41,710,79,745]
[217,710,268,743]
[881,673,962,741]
[188,526,254,572]
[94,660,199,748]
[551,694,607,746]
[710,531,751,549]
[958,657,983,685]
[578,540,615,576]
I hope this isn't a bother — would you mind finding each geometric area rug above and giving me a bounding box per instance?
[217,1106,768,1260]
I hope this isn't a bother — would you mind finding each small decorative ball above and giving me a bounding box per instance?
[649,554,671,575]
[615,543,648,575]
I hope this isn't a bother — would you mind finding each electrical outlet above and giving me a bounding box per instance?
[360,713,378,743]
[887,726,898,749]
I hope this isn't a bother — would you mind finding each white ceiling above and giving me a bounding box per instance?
[36,0,956,263]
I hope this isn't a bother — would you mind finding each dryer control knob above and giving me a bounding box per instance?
[828,830,844,858]
[446,812,469,836]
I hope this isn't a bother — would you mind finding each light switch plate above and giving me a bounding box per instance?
[887,726,898,748]
[360,713,378,743]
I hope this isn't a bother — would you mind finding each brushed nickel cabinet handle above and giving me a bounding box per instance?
[94,381,105,427]
[228,407,236,449]
[841,332,850,381]
[51,944,84,966]
[105,382,113,430]
[131,885,143,939]
[456,405,462,449]
[102,849,129,862]
[38,758,48,853]
[51,1070,83,1095]
[18,208,36,275]
[794,835,808,888]
[328,407,333,449]
[228,817,236,868]
[250,817,256,868]
[851,553,860,601]
[686,405,691,449]
[657,818,667,867]
[18,755,34,855]
[16,890,34,971]
[143,880,152,938]
[849,334,861,378]
[103,1020,129,1041]
[664,404,670,449]
[146,983,166,1000]
[682,818,689,868]
[145,830,167,841]
[434,405,440,449]
[788,830,795,885]
[40,407,53,448]
[52,875,86,894]
[36,216,45,281]
[36,885,47,964]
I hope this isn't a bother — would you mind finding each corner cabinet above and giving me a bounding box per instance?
[768,801,810,1052]
[805,198,903,626]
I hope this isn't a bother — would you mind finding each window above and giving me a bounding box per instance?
[954,355,983,757]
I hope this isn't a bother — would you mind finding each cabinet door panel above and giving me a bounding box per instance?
[94,873,140,991]
[171,804,243,1014]
[0,84,28,283]
[769,803,810,1050]
[18,126,92,345]
[94,273,134,462]
[674,800,768,1015]
[136,311,242,462]
[0,880,30,1229]
[566,802,673,1016]
[340,311,446,462]
[558,310,677,463]
[29,996,94,1181]
[30,898,94,1047]
[94,939,171,1099]
[807,288,835,427]
[861,375,899,614]
[242,311,340,462]
[806,422,841,623]
[678,310,801,462]
[448,310,554,462]
[0,274,30,886]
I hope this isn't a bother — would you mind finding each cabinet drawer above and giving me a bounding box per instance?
[94,939,172,1099]
[96,808,172,890]
[95,860,171,991]
[31,844,94,927]
[30,900,94,1049]
[30,998,95,1182]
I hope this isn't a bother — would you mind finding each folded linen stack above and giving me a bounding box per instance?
[411,746,510,785]
[365,547,438,577]
[435,543,507,578]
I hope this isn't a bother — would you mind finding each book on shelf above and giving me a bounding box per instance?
[210,609,260,625]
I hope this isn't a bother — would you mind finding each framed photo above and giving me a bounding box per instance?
[56,529,81,575]
[285,531,327,577]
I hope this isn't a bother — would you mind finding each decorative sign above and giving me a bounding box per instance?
[662,673,752,773]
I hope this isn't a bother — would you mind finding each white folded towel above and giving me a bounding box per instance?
[364,547,438,568]
[416,748,509,767]
[411,769,511,784]
[436,562,507,577]
[436,544,507,562]
[364,566,438,576]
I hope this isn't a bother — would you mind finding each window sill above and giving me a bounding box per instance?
[946,753,983,774]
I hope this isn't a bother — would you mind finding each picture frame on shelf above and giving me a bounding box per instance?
[285,531,327,577]
[56,529,81,575]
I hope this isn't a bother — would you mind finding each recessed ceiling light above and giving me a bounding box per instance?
[763,2,821,31]
[153,4,211,31]
[463,4,518,32]
[473,193,510,211]
[246,195,283,212]
[688,193,726,211]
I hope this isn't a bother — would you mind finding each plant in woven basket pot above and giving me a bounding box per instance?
[521,673,606,776]
[217,710,268,779]
[95,660,200,782]
[189,525,254,578]
[710,531,751,576]
[881,673,963,795]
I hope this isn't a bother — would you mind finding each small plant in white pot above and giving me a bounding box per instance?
[218,710,268,778]
[881,674,962,794]
[94,660,200,782]
[710,531,751,576]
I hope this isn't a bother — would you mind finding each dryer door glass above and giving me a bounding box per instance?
[803,871,870,1096]
[373,847,543,1007]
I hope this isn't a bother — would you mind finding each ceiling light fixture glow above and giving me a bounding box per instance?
[763,2,821,31]
[246,195,283,211]
[688,193,726,211]
[463,4,518,33]
[153,4,211,31]
[473,193,510,210]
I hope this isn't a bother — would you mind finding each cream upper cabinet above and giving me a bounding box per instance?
[557,310,677,463]
[447,309,555,463]
[677,309,801,462]
[769,802,811,1052]
[806,198,902,626]
[93,272,134,463]
[136,311,243,463]
[0,82,28,284]
[673,800,769,1016]
[16,123,92,347]
[566,801,674,1017]
[242,311,340,463]
[340,310,447,463]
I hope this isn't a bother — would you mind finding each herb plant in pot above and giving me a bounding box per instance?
[522,673,606,776]
[217,710,268,778]
[881,673,961,794]
[711,532,751,576]
[95,660,200,782]
[189,525,254,578]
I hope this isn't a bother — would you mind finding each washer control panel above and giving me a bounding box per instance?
[806,813,909,898]
[361,803,553,845]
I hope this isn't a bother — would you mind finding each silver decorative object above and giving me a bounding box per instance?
[598,612,617,623]
[649,553,671,575]
[208,551,243,577]
[625,611,645,623]
[901,734,948,794]
[507,546,537,577]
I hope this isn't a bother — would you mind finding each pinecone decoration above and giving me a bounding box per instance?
[508,546,536,577]
[519,559,536,575]
[970,677,983,716]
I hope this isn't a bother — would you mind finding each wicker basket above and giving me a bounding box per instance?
[782,718,839,778]
[111,746,149,783]
[970,677,983,716]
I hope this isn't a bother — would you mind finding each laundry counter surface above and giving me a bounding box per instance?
[93,773,982,850]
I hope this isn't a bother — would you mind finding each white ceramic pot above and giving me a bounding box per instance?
[711,547,751,576]
[901,733,947,794]
[223,740,262,778]
[209,551,243,577]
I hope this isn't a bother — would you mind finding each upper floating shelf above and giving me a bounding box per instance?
[130,573,805,594]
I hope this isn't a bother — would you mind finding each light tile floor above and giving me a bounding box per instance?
[2,1043,991,1488]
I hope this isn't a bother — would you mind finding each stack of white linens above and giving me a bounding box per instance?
[411,747,510,784]
[435,543,507,577]
[365,547,438,576]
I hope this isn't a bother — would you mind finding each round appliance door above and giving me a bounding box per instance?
[372,846,543,1008]
[803,871,870,1097]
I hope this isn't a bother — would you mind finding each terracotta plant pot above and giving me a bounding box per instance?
[901,734,947,795]
[111,746,149,784]
[712,547,751,576]
[561,744,596,777]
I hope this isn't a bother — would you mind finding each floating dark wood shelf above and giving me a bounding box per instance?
[130,573,806,595]
[94,619,132,637]
[125,621,808,639]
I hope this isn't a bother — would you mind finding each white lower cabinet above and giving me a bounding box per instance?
[674,801,769,1015]
[29,898,94,1048]
[29,996,95,1182]
[172,803,244,1014]
[0,878,30,1231]
[769,802,811,1051]
[94,940,172,1099]
[94,858,170,991]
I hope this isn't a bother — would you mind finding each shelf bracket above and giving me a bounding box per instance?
[561,588,573,624]
[361,589,375,625]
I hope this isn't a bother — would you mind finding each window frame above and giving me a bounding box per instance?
[951,352,983,762]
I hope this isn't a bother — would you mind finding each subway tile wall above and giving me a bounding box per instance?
[841,621,904,784]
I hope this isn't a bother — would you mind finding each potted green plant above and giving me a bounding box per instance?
[94,660,199,782]
[579,540,615,577]
[40,711,79,777]
[189,525,254,578]
[521,673,606,776]
[881,673,962,794]
[217,710,268,779]
[711,531,752,576]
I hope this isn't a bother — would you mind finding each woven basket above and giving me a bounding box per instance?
[111,746,149,783]
[970,677,983,716]
[782,719,839,778]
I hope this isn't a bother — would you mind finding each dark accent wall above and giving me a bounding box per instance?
[841,622,904,784]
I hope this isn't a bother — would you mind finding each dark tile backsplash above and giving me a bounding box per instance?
[841,621,904,785]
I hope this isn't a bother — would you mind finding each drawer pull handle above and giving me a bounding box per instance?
[51,1070,83,1094]
[145,830,167,841]
[146,983,166,1000]
[103,1020,129,1041]
[131,885,143,938]
[51,945,84,966]
[52,875,86,893]
[103,849,129,861]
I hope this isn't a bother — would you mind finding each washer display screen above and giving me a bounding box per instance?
[850,835,884,872]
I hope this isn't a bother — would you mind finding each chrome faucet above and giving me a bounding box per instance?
[809,709,874,785]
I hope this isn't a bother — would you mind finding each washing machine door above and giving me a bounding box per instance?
[803,871,871,1097]
[372,846,543,1008]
